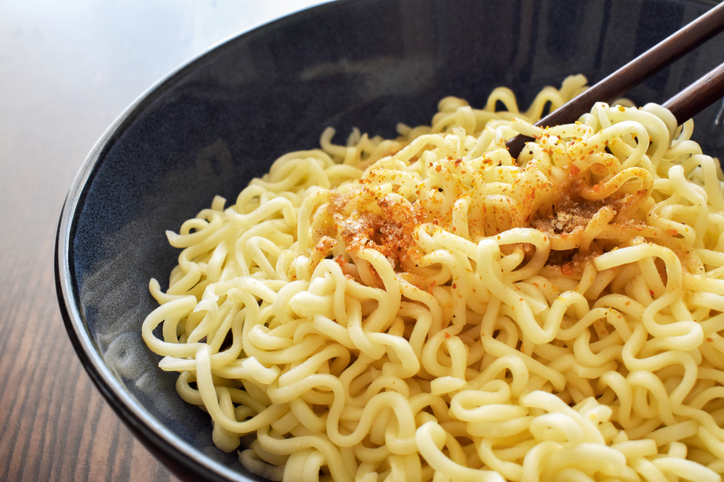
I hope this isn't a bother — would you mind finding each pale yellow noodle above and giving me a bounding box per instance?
[142,75,724,481]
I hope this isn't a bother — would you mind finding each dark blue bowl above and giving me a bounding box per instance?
[56,0,724,480]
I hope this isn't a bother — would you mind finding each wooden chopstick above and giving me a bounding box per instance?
[663,61,724,124]
[506,1,724,158]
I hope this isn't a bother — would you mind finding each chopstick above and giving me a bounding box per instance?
[663,61,724,123]
[506,1,724,158]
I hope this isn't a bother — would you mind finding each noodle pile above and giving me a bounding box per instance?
[142,75,724,481]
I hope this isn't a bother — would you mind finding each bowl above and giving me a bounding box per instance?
[55,0,724,480]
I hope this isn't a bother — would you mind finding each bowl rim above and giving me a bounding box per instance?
[54,1,339,480]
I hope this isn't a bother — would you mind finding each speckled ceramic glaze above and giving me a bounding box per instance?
[56,0,724,480]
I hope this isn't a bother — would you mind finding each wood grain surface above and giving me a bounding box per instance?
[0,1,325,480]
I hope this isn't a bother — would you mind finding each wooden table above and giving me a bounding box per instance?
[0,2,325,480]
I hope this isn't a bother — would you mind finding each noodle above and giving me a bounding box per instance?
[142,74,724,481]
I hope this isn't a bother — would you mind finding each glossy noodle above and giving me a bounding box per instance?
[142,75,724,481]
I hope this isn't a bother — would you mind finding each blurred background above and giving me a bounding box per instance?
[0,1,327,480]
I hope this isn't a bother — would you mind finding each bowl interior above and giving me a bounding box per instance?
[57,0,724,480]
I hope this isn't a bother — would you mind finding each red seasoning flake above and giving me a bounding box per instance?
[334,255,347,268]
[330,187,425,268]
